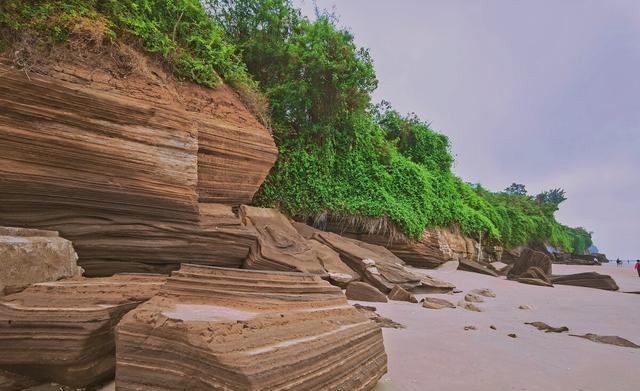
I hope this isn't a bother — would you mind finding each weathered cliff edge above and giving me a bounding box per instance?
[0,37,278,275]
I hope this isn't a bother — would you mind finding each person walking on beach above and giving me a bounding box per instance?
[635,260,640,277]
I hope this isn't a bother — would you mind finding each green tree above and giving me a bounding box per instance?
[504,183,528,196]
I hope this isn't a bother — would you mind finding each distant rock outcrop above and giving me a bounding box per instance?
[116,265,387,391]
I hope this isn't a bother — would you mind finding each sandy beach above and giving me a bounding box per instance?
[371,264,640,391]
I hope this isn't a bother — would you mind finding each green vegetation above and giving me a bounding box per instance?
[0,0,253,88]
[0,0,593,253]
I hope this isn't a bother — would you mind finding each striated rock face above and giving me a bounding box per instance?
[310,231,424,293]
[507,248,552,279]
[116,265,387,391]
[0,274,165,387]
[241,206,358,286]
[0,227,81,295]
[0,39,277,276]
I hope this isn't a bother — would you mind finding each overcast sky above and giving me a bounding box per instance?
[297,0,640,259]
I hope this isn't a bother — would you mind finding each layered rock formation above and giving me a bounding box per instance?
[116,265,387,391]
[241,206,358,286]
[319,217,504,268]
[551,272,619,291]
[0,227,81,295]
[0,37,277,276]
[0,274,165,387]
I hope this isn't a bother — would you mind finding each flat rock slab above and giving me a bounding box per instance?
[387,286,418,303]
[0,275,165,387]
[458,259,498,277]
[525,321,569,333]
[468,288,496,298]
[569,333,640,348]
[551,272,619,291]
[0,227,81,295]
[421,297,456,310]
[346,282,388,302]
[116,265,387,391]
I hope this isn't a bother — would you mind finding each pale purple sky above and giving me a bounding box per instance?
[297,0,640,259]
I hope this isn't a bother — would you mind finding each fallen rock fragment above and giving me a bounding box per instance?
[464,293,485,303]
[352,304,405,329]
[417,274,456,293]
[116,265,388,390]
[458,259,498,277]
[464,325,477,331]
[421,297,456,310]
[346,282,388,302]
[508,333,517,338]
[458,301,482,312]
[489,261,510,275]
[551,272,619,291]
[387,286,418,303]
[518,304,534,310]
[469,288,496,298]
[525,321,569,333]
[569,333,640,348]
[490,325,497,330]
[0,227,81,296]
[0,275,165,388]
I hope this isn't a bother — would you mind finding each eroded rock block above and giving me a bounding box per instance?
[507,248,552,279]
[0,275,164,388]
[116,265,387,391]
[387,286,418,303]
[0,227,81,295]
[241,206,358,286]
[551,272,619,291]
[346,282,388,302]
[421,297,456,310]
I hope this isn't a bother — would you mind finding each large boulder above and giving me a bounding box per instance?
[551,272,619,291]
[507,248,552,279]
[0,227,81,295]
[116,265,387,391]
[0,274,165,387]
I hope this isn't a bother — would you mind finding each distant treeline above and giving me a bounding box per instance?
[0,0,593,253]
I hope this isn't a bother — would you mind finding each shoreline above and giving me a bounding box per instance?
[371,264,640,391]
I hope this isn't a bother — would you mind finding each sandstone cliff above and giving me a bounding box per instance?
[0,35,278,275]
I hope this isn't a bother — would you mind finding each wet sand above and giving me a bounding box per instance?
[371,264,640,391]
